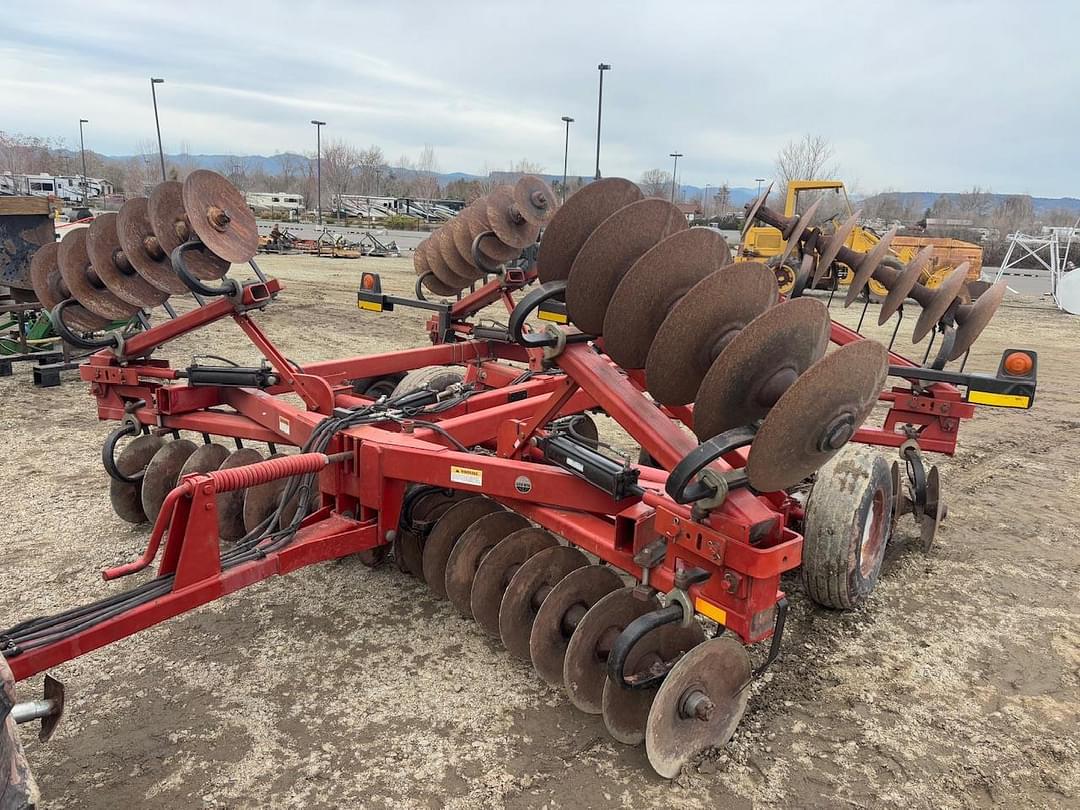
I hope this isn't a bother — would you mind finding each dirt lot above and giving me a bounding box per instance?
[1,254,1077,809]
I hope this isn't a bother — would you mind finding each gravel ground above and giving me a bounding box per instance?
[0,254,1077,809]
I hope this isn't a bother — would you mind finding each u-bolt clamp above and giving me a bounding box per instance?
[49,298,125,352]
[470,231,506,274]
[665,426,757,509]
[101,404,148,484]
[606,566,714,691]
[172,240,242,299]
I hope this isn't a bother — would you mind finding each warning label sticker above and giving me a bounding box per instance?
[450,465,483,487]
[278,417,290,435]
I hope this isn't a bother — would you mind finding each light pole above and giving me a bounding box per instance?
[669,152,683,202]
[755,177,766,198]
[78,119,89,204]
[703,183,710,219]
[311,120,326,225]
[594,63,611,180]
[150,78,166,182]
[560,115,574,201]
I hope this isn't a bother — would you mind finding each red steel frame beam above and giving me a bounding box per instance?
[15,269,981,683]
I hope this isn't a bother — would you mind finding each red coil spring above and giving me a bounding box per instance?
[206,452,329,493]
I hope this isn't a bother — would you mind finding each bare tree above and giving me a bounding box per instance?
[321,139,361,212]
[356,145,386,196]
[774,134,839,202]
[714,183,731,216]
[408,144,441,200]
[275,152,309,195]
[639,168,673,199]
[168,140,198,183]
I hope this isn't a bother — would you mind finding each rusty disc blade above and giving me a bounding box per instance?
[441,224,485,281]
[422,497,504,598]
[58,229,139,321]
[140,439,198,525]
[530,565,624,686]
[395,490,464,577]
[775,197,823,270]
[603,228,732,368]
[912,264,969,343]
[450,213,482,271]
[29,243,63,311]
[464,205,521,263]
[243,453,288,533]
[563,586,660,714]
[645,263,778,405]
[116,197,185,294]
[693,298,831,441]
[602,621,705,746]
[920,465,944,552]
[86,213,169,308]
[182,170,258,263]
[414,241,460,296]
[879,246,933,325]
[444,511,531,618]
[747,340,888,492]
[471,527,559,637]
[108,434,166,524]
[844,226,898,307]
[485,186,540,249]
[30,242,108,332]
[740,182,773,239]
[645,635,751,779]
[949,281,1006,360]
[513,176,558,226]
[536,178,643,283]
[149,180,230,281]
[178,443,230,480]
[566,198,688,335]
[499,545,588,660]
[812,212,861,287]
[430,230,477,289]
[216,448,264,540]
[421,272,460,297]
[890,460,905,531]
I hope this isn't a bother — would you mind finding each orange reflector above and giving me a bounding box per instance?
[1003,351,1033,376]
[361,273,377,290]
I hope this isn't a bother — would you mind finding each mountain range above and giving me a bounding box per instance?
[92,152,1080,214]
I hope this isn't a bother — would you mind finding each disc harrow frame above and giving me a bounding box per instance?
[1,172,1039,783]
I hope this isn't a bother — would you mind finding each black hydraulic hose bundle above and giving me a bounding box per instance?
[2,383,478,657]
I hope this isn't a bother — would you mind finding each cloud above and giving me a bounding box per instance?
[1,0,1076,196]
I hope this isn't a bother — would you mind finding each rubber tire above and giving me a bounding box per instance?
[391,366,465,397]
[349,373,405,397]
[802,444,892,610]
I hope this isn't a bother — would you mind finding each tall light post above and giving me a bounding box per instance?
[560,115,574,201]
[669,152,683,202]
[78,118,89,204]
[755,177,766,198]
[150,78,166,182]
[594,63,611,180]
[703,183,710,219]
[311,120,326,225]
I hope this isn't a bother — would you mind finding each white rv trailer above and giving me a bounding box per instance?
[0,173,113,201]
[244,192,304,216]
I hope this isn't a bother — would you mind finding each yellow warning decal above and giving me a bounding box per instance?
[358,300,383,312]
[450,465,483,487]
[967,390,1030,408]
[694,598,727,626]
[537,309,568,324]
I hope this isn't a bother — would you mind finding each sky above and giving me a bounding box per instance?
[1,0,1077,197]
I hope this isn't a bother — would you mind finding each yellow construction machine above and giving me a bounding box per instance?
[739,180,983,296]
